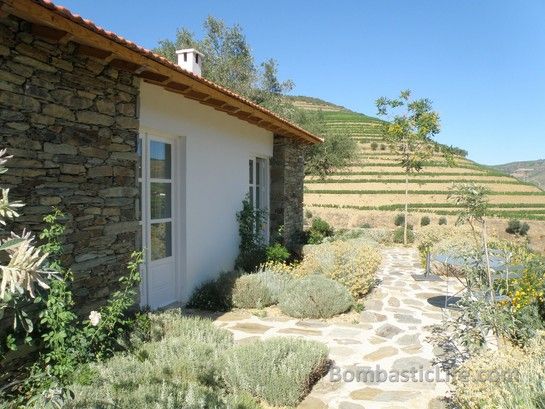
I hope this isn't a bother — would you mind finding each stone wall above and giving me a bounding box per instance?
[270,134,306,252]
[0,15,140,315]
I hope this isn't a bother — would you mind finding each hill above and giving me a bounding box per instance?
[493,160,545,190]
[295,97,545,224]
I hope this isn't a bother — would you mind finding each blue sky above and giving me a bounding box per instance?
[58,1,545,165]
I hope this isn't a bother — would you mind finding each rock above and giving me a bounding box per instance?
[296,320,328,328]
[363,346,398,361]
[298,396,327,409]
[360,311,387,323]
[364,299,383,312]
[428,397,448,409]
[375,323,403,339]
[391,356,432,372]
[394,313,421,324]
[397,333,420,346]
[338,402,366,409]
[44,142,77,155]
[388,297,401,307]
[60,164,86,175]
[231,322,272,334]
[42,104,75,121]
[278,327,321,336]
[77,110,114,126]
[350,387,383,400]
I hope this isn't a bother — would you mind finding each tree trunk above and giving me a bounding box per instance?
[404,173,409,245]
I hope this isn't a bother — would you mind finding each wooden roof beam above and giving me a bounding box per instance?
[31,23,70,41]
[77,44,113,59]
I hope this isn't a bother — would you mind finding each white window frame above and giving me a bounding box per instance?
[248,156,270,243]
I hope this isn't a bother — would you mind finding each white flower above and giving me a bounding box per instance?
[89,311,101,326]
[0,230,49,298]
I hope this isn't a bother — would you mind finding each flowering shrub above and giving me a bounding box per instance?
[453,333,545,409]
[295,240,381,300]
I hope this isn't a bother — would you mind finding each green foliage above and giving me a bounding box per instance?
[393,226,414,244]
[420,216,431,226]
[235,198,266,272]
[306,217,334,244]
[449,183,490,226]
[452,334,545,409]
[265,243,290,263]
[232,274,275,309]
[506,219,530,236]
[223,337,328,407]
[380,143,387,151]
[186,271,240,311]
[67,314,261,409]
[394,213,405,226]
[305,132,358,177]
[278,275,354,318]
[370,141,378,151]
[439,216,448,225]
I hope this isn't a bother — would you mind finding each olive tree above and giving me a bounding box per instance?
[376,90,442,244]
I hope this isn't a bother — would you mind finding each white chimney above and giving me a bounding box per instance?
[175,48,204,76]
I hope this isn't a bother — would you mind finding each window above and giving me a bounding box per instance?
[248,157,269,240]
[195,54,199,64]
[183,52,187,62]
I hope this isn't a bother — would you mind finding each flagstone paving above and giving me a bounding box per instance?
[213,247,463,409]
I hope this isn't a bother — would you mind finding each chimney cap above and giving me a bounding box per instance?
[175,48,204,56]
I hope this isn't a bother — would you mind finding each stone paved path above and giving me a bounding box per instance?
[213,247,462,409]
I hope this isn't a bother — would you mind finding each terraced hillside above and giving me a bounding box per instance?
[294,97,545,224]
[494,159,545,190]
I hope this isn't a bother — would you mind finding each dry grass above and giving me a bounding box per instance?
[305,206,545,255]
[306,182,541,193]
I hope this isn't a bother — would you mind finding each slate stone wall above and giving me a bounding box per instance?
[0,15,140,315]
[270,134,306,253]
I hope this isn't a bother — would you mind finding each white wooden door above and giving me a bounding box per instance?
[138,134,177,308]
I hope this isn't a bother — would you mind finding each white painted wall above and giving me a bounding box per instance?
[139,81,273,304]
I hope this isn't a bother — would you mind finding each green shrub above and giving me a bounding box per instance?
[370,141,378,150]
[266,243,290,263]
[186,271,240,311]
[306,217,334,244]
[506,219,530,236]
[438,216,448,225]
[296,240,381,299]
[420,216,431,226]
[232,274,275,309]
[305,209,313,219]
[380,143,387,151]
[394,213,405,226]
[361,223,372,228]
[67,315,260,409]
[223,338,329,407]
[254,267,291,303]
[278,275,354,318]
[393,226,415,244]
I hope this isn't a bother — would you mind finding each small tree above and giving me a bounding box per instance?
[376,90,442,244]
[448,183,495,301]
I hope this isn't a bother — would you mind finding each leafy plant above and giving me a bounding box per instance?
[370,141,378,151]
[393,226,415,244]
[439,216,448,225]
[394,213,405,227]
[235,198,266,272]
[232,274,275,309]
[265,243,290,263]
[186,271,240,311]
[506,219,530,236]
[278,275,353,318]
[306,217,334,245]
[420,216,431,226]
